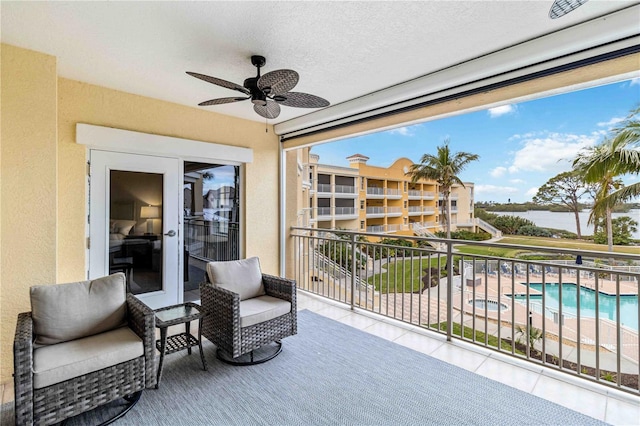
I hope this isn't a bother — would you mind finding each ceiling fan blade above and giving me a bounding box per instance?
[257,69,299,95]
[276,92,330,108]
[186,71,249,95]
[254,101,281,119]
[198,96,249,106]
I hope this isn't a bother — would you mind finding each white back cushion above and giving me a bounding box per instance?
[206,257,266,301]
[30,273,127,345]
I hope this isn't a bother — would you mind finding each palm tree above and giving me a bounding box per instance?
[573,141,620,253]
[586,107,640,209]
[573,106,640,254]
[406,140,479,239]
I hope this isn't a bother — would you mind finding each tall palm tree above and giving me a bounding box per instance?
[573,106,640,254]
[586,107,640,209]
[406,140,479,239]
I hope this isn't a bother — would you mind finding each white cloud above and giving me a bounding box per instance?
[489,166,507,178]
[509,179,524,184]
[475,184,519,194]
[488,104,516,118]
[597,116,625,127]
[526,187,539,198]
[507,132,598,174]
[387,126,414,136]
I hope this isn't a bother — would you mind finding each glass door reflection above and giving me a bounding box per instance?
[109,170,163,295]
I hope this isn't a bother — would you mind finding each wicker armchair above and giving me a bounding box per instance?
[200,257,297,365]
[14,273,156,425]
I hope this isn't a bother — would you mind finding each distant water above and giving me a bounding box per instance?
[491,209,640,239]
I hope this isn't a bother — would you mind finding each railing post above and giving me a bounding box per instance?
[446,239,453,341]
[350,233,357,311]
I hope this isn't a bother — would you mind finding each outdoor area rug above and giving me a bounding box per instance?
[2,309,606,425]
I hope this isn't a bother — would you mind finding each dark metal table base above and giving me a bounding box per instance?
[156,317,207,388]
[60,390,142,426]
[217,340,282,366]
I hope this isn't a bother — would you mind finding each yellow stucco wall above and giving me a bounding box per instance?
[1,45,58,383]
[1,44,281,383]
[56,78,280,282]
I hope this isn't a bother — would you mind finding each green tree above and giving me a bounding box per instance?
[574,106,640,252]
[406,140,479,239]
[533,171,594,239]
[491,215,535,235]
[593,216,638,246]
[574,140,626,253]
[584,106,640,210]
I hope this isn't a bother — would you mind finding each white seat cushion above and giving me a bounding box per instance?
[239,295,291,328]
[33,327,143,389]
[206,257,266,301]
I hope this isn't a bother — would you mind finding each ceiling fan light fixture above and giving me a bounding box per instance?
[549,0,589,19]
[188,55,330,119]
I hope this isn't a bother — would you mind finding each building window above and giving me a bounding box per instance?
[361,177,365,190]
[360,220,365,230]
[404,182,407,192]
[360,200,364,210]
[403,200,407,209]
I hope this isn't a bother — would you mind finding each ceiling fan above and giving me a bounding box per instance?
[187,55,330,119]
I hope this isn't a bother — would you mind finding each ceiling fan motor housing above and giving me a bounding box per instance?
[244,77,268,106]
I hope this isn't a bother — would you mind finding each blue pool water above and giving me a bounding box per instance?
[513,283,638,331]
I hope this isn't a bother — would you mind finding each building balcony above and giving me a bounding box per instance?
[408,206,423,216]
[423,191,436,200]
[439,193,458,200]
[386,206,402,217]
[334,206,358,219]
[386,188,402,199]
[366,206,385,218]
[316,183,332,194]
[290,227,640,406]
[408,190,422,199]
[366,225,386,233]
[423,208,436,215]
[334,185,358,198]
[366,187,385,199]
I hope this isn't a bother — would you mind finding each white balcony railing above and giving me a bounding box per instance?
[334,185,356,194]
[366,206,385,215]
[317,183,332,193]
[366,187,384,196]
[334,207,356,216]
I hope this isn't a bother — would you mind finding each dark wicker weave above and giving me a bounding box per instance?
[14,293,157,426]
[200,273,297,359]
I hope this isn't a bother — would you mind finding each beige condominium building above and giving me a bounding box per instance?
[298,151,476,238]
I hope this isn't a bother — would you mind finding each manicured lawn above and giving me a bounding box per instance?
[368,256,450,293]
[432,322,524,354]
[455,235,639,256]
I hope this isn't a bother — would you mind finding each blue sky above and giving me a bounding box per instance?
[310,78,640,203]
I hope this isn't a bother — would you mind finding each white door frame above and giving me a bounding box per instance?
[77,124,253,305]
[89,150,182,307]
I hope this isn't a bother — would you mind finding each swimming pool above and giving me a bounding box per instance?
[512,283,638,331]
[468,299,508,312]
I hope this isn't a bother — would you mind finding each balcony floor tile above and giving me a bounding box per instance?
[393,331,444,355]
[475,357,541,393]
[605,396,640,425]
[531,375,607,421]
[362,321,409,341]
[429,343,489,372]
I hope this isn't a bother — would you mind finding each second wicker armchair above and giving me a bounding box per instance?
[200,257,297,365]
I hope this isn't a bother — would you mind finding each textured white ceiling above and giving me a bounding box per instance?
[1,1,637,124]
